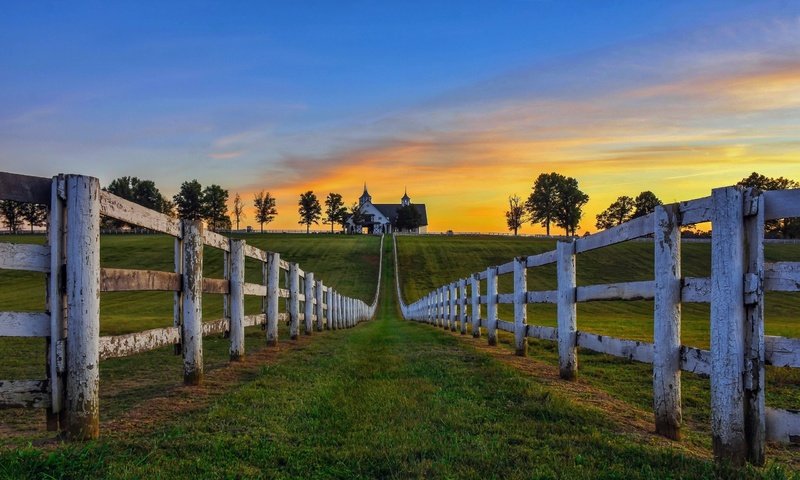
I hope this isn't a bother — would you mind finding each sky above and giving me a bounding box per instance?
[1,1,799,233]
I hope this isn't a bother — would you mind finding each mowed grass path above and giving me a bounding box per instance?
[2,237,789,479]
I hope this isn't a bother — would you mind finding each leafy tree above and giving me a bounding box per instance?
[232,193,246,231]
[394,204,422,231]
[253,191,278,233]
[737,172,800,238]
[0,200,23,233]
[526,172,564,236]
[633,191,662,218]
[347,202,366,234]
[174,180,204,220]
[104,176,173,228]
[20,203,47,232]
[595,196,635,230]
[505,195,525,236]
[323,193,347,233]
[298,191,322,234]
[554,176,589,236]
[202,184,230,231]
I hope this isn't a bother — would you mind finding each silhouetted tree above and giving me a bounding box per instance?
[232,193,246,231]
[505,195,525,236]
[633,191,662,218]
[174,180,204,220]
[526,172,564,236]
[323,193,347,233]
[20,203,47,232]
[348,202,366,234]
[595,196,635,230]
[298,191,322,234]
[394,204,422,232]
[202,184,230,231]
[0,201,23,233]
[554,176,589,236]
[253,191,278,233]
[737,172,800,238]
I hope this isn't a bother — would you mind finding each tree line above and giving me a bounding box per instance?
[505,171,800,238]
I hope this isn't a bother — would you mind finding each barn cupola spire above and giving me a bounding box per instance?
[359,182,372,206]
[401,187,411,206]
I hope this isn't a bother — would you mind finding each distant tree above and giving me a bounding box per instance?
[394,204,422,232]
[526,172,564,236]
[595,196,635,230]
[737,172,800,238]
[348,202,366,234]
[298,191,322,234]
[633,191,662,218]
[554,176,589,236]
[105,176,173,228]
[232,193,246,231]
[0,201,23,233]
[505,195,525,236]
[202,184,230,231]
[323,192,347,233]
[174,180,204,220]
[253,191,278,233]
[20,203,47,233]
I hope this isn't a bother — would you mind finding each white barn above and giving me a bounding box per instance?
[346,185,428,234]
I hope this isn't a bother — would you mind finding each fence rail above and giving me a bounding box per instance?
[0,171,382,440]
[396,185,800,466]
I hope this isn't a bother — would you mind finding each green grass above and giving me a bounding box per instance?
[395,234,800,454]
[1,236,795,479]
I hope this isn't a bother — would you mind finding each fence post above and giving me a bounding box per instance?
[229,239,246,361]
[486,266,498,346]
[449,282,457,332]
[289,263,300,340]
[315,280,324,332]
[47,175,66,431]
[514,256,528,357]
[710,186,747,464]
[471,274,481,338]
[173,236,183,355]
[440,287,446,329]
[557,240,577,380]
[304,272,314,335]
[327,287,334,330]
[181,219,204,386]
[459,279,468,335]
[653,204,681,439]
[744,189,765,465]
[64,174,101,440]
[266,252,280,346]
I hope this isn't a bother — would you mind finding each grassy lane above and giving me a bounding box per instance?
[1,238,793,479]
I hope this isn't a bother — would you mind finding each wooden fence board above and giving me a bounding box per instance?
[765,407,800,444]
[680,346,711,377]
[100,268,180,292]
[203,278,229,294]
[99,191,182,237]
[575,213,654,253]
[0,379,50,409]
[202,230,230,252]
[0,172,51,204]
[0,243,50,272]
[99,326,180,360]
[0,312,50,337]
[763,189,800,221]
[576,332,654,363]
[679,196,712,225]
[765,335,800,368]
[576,280,654,302]
[764,262,800,292]
[681,277,711,303]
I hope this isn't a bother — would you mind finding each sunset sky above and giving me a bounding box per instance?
[1,1,799,233]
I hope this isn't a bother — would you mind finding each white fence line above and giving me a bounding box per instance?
[0,171,383,440]
[396,186,800,467]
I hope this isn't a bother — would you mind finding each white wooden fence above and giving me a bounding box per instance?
[396,186,800,466]
[0,172,382,440]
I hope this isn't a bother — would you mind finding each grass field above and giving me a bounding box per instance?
[0,232,797,478]
[1,235,796,479]
[395,234,800,459]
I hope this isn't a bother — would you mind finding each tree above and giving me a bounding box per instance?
[526,172,564,236]
[323,193,347,233]
[202,184,230,231]
[20,203,47,233]
[0,201,23,233]
[253,191,278,233]
[104,176,173,228]
[173,180,204,220]
[348,202,366,234]
[554,176,589,236]
[298,191,322,234]
[595,196,635,230]
[232,193,246,231]
[633,191,662,218]
[505,195,525,236]
[394,204,422,232]
[737,172,800,238]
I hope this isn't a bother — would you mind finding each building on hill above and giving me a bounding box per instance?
[345,184,428,234]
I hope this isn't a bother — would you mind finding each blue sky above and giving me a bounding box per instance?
[1,1,798,232]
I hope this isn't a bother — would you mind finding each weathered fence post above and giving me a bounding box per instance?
[710,186,747,464]
[64,174,101,440]
[557,240,577,380]
[266,252,280,346]
[181,219,204,386]
[471,274,481,338]
[449,282,457,332]
[459,278,468,335]
[289,263,300,340]
[315,280,324,331]
[327,287,334,330]
[304,272,314,335]
[514,256,528,357]
[229,239,246,361]
[744,189,765,465]
[47,175,66,431]
[173,236,183,355]
[486,266,498,346]
[653,204,681,439]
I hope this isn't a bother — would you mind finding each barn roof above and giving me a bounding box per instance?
[373,204,428,226]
